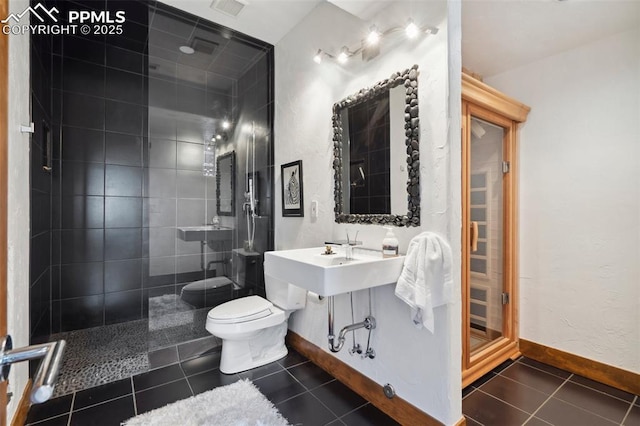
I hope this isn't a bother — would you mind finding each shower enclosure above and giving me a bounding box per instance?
[28,0,274,395]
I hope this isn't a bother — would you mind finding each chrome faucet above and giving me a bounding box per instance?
[342,243,353,260]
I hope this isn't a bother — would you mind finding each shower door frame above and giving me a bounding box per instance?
[0,0,8,419]
[461,74,530,387]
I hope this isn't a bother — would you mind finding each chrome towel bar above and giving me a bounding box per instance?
[0,335,66,403]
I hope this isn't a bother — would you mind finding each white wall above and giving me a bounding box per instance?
[6,0,31,420]
[486,29,640,373]
[275,1,462,423]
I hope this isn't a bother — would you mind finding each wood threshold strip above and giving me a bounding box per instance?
[519,339,640,395]
[10,380,31,426]
[287,331,446,426]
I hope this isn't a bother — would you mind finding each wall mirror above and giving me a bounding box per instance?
[332,65,420,226]
[217,151,235,216]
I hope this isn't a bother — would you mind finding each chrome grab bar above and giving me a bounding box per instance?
[0,335,66,403]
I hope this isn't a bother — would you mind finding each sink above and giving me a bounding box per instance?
[264,247,405,296]
[177,226,232,242]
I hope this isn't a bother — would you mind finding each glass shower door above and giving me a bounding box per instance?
[468,117,505,354]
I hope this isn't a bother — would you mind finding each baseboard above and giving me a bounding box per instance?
[519,339,640,395]
[286,331,445,426]
[10,379,32,426]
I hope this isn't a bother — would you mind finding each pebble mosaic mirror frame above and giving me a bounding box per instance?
[332,65,420,227]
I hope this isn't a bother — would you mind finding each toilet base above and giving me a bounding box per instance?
[219,321,288,374]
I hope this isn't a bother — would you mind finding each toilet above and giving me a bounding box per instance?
[205,275,307,374]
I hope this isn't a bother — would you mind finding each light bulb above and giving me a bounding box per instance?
[367,25,380,45]
[405,19,419,39]
[338,46,349,64]
[222,120,230,129]
[216,134,222,140]
[313,49,323,64]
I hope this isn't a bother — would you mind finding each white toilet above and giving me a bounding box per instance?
[205,275,307,374]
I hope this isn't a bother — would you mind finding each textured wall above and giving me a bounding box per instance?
[274,1,462,423]
[486,28,640,373]
[7,0,31,419]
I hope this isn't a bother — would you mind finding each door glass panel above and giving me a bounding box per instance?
[469,117,504,354]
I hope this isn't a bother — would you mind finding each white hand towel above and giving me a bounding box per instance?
[394,232,453,332]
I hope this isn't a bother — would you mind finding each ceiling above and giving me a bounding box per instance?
[148,5,268,86]
[462,0,640,78]
[160,0,640,78]
[158,0,323,45]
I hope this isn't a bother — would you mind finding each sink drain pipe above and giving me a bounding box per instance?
[327,295,376,353]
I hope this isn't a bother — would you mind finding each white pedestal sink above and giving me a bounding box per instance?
[264,246,405,296]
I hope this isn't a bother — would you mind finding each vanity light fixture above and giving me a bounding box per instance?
[366,25,381,45]
[337,46,350,63]
[405,19,419,39]
[222,120,230,130]
[313,20,438,65]
[313,49,335,64]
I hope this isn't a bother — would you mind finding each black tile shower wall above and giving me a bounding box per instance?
[48,0,149,332]
[231,51,274,296]
[30,0,54,343]
[143,3,275,314]
[31,0,274,337]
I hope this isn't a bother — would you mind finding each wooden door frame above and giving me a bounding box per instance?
[1,0,9,422]
[461,74,529,387]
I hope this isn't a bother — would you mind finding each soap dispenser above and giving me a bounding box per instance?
[382,227,399,258]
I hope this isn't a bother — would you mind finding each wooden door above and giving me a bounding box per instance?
[1,0,9,422]
[462,101,519,386]
[461,74,529,387]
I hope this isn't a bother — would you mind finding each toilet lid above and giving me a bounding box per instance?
[207,295,273,324]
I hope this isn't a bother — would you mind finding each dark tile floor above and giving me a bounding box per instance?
[463,357,640,426]
[26,349,639,426]
[25,347,399,426]
[48,318,218,397]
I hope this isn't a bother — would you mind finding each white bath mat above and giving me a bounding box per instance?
[123,379,290,426]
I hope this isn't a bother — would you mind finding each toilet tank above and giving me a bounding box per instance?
[265,275,307,310]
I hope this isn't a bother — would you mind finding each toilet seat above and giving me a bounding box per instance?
[205,297,285,338]
[207,295,274,324]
